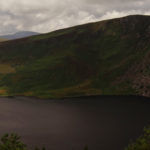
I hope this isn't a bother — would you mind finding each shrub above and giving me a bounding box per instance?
[125,127,150,150]
[0,134,45,150]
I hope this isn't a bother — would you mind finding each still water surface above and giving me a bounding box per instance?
[0,96,149,150]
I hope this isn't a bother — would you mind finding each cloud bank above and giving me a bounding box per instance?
[0,0,150,35]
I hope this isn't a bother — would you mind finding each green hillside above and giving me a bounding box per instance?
[0,15,150,98]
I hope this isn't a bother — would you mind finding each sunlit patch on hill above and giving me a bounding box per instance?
[0,64,15,74]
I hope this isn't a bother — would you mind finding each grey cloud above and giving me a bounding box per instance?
[0,0,149,35]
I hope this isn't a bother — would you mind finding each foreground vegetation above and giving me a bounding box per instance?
[0,134,45,150]
[0,134,89,150]
[1,127,150,150]
[125,127,150,150]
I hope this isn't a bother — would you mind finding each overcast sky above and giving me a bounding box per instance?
[0,0,150,35]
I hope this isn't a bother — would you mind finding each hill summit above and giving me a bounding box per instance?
[0,15,150,98]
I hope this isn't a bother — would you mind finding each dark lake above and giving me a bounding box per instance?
[0,96,150,150]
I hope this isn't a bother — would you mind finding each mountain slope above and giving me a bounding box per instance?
[0,31,39,40]
[0,15,150,98]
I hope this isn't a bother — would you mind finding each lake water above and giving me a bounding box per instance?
[0,96,149,150]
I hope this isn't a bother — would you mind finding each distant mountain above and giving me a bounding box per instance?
[0,31,39,40]
[0,15,150,98]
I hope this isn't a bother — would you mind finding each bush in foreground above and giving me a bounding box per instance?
[125,127,150,150]
[0,134,88,150]
[0,134,45,150]
[1,128,150,150]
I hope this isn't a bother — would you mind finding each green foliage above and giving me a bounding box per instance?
[0,133,89,150]
[0,134,27,150]
[0,134,45,150]
[125,127,150,150]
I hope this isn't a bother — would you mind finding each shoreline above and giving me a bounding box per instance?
[1,94,150,101]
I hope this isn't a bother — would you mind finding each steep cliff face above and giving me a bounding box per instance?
[0,15,150,98]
